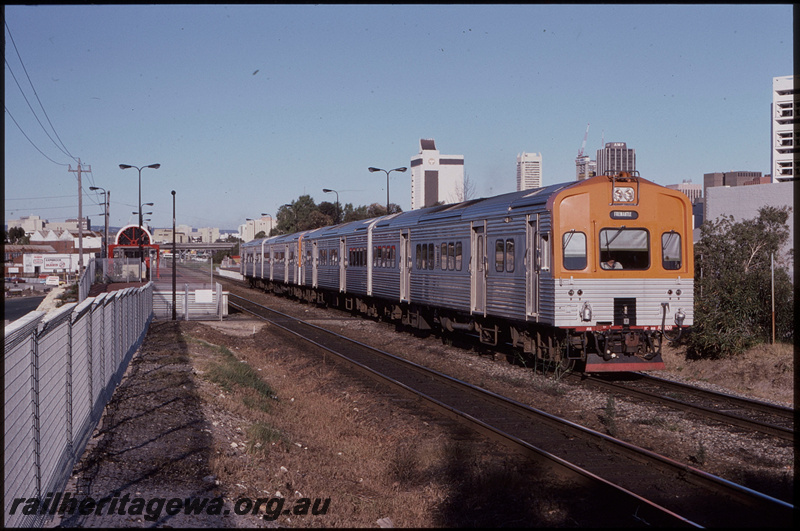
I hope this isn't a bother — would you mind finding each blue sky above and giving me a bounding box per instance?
[4,4,793,230]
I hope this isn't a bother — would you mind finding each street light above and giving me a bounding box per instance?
[281,203,298,233]
[322,188,340,223]
[172,190,177,320]
[120,163,160,281]
[89,186,109,258]
[368,166,407,215]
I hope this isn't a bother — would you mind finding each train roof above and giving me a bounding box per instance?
[244,177,664,245]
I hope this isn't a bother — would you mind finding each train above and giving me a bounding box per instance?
[241,171,693,373]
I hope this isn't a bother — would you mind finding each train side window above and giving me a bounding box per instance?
[455,242,463,271]
[662,231,681,270]
[539,233,550,271]
[506,239,515,272]
[447,242,455,270]
[495,239,505,272]
[428,243,435,270]
[562,231,587,270]
[441,243,447,270]
[416,244,422,270]
[391,246,396,268]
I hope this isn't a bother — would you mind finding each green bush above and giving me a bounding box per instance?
[690,206,793,358]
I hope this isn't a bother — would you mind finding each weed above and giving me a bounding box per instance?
[602,395,618,437]
[247,422,284,453]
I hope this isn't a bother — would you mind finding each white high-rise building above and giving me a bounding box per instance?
[410,139,464,209]
[772,75,796,182]
[516,152,542,190]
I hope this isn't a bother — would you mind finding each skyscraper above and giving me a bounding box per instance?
[596,142,636,176]
[772,75,796,182]
[516,152,542,190]
[410,139,464,209]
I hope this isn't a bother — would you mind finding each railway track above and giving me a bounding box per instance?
[227,292,793,528]
[576,372,795,442]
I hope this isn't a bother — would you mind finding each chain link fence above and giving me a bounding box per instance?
[4,284,153,528]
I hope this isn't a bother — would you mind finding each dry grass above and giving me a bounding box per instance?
[661,341,794,406]
[180,321,611,527]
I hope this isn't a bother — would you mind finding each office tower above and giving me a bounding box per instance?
[516,152,542,190]
[410,139,464,209]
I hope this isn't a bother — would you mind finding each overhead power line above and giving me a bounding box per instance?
[4,19,77,163]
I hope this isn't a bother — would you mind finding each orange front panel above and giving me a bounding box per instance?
[550,175,693,280]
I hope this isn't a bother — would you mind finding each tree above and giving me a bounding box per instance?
[691,206,794,358]
[6,226,28,244]
[455,172,477,202]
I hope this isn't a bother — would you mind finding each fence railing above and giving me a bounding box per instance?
[152,282,228,321]
[4,283,153,528]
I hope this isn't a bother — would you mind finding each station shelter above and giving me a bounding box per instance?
[108,225,160,280]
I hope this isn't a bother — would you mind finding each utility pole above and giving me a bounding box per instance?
[69,158,91,272]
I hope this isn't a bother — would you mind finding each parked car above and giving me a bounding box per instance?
[4,277,23,284]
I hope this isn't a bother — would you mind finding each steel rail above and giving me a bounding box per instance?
[228,293,793,527]
[578,372,794,442]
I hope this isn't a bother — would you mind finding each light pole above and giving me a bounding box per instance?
[281,203,298,233]
[368,166,407,215]
[322,188,340,223]
[89,186,109,258]
[120,163,160,281]
[172,190,177,320]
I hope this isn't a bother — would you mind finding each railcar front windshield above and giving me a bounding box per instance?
[599,228,649,270]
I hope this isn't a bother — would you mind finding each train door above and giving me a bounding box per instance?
[284,243,290,283]
[525,216,539,319]
[339,237,346,292]
[471,223,487,315]
[400,230,410,302]
[296,238,303,285]
[312,241,318,288]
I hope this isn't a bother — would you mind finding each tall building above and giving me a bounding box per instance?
[666,179,703,204]
[576,155,596,181]
[596,142,636,176]
[410,139,464,209]
[516,152,542,190]
[772,75,797,182]
[702,171,763,223]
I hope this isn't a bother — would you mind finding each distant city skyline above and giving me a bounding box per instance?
[4,5,792,229]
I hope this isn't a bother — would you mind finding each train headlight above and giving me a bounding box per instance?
[613,187,635,202]
[581,302,592,322]
[674,308,685,327]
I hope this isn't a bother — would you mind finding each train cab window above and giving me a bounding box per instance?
[661,231,682,270]
[562,231,587,270]
[455,242,463,271]
[599,228,650,270]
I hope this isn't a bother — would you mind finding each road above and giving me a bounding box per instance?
[4,295,46,326]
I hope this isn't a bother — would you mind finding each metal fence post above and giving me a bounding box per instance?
[66,310,74,462]
[31,324,42,502]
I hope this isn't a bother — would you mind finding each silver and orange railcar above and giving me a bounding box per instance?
[242,172,693,372]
